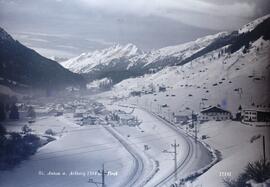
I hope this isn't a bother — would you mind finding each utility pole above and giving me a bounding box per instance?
[172,139,180,182]
[168,109,170,122]
[192,111,197,144]
[88,164,108,187]
[101,164,107,187]
[192,111,198,159]
[195,119,197,144]
[163,140,180,182]
[263,135,266,166]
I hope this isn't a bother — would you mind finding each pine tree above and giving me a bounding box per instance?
[0,103,6,121]
[27,106,36,119]
[0,123,6,135]
[9,104,19,120]
[238,105,242,111]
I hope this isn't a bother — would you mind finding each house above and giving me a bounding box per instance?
[80,115,98,125]
[47,108,58,115]
[243,109,270,122]
[73,108,86,118]
[118,113,135,126]
[55,111,63,116]
[117,113,141,126]
[200,106,232,122]
[63,105,74,113]
[130,91,141,97]
[173,115,189,124]
[159,86,166,92]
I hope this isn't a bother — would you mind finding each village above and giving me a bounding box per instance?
[3,90,269,139]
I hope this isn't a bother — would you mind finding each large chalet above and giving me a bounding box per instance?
[200,106,232,122]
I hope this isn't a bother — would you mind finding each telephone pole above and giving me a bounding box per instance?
[100,164,107,187]
[192,111,198,144]
[192,111,199,159]
[172,139,180,181]
[263,135,266,166]
[88,163,108,187]
[163,139,180,182]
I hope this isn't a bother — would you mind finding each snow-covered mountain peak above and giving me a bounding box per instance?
[102,43,143,57]
[239,14,270,34]
[60,43,143,73]
[123,43,143,55]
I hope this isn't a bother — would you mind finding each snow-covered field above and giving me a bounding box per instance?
[190,121,270,187]
[0,114,135,187]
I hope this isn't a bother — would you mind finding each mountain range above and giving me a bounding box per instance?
[1,14,269,91]
[61,14,270,84]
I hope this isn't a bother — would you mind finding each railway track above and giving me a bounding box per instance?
[103,126,145,187]
[141,108,195,187]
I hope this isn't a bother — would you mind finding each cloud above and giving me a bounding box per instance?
[1,0,269,58]
[30,47,76,58]
[72,0,260,30]
[86,38,114,46]
[11,33,49,43]
[2,0,267,30]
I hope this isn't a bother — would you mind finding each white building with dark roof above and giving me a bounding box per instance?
[73,108,86,118]
[243,109,270,122]
[200,106,232,122]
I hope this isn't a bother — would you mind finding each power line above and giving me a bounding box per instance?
[162,139,180,182]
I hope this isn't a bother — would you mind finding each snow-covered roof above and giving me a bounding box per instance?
[75,108,86,114]
[201,106,231,114]
[118,113,134,120]
[243,108,270,113]
[81,115,98,120]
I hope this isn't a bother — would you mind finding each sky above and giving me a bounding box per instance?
[0,0,269,58]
